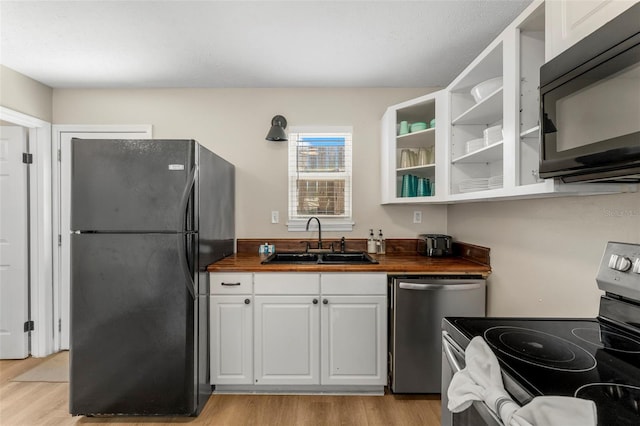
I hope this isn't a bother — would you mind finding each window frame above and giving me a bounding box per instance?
[287,126,354,232]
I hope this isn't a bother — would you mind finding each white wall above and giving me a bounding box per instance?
[52,87,448,239]
[448,191,640,317]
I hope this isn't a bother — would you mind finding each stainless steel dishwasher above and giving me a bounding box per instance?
[389,275,486,393]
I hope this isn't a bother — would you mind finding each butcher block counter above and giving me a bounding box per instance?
[207,238,491,276]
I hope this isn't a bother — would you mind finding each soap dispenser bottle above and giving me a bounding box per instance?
[377,229,386,254]
[367,229,377,254]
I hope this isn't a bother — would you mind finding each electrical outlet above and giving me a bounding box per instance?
[271,211,279,224]
[413,211,422,224]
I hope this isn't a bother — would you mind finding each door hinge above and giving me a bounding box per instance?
[57,149,61,162]
[58,234,62,247]
[24,321,35,332]
[22,153,33,164]
[58,318,62,333]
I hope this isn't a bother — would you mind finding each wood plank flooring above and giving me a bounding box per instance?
[1,354,442,426]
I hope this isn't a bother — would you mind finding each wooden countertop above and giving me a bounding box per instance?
[207,253,491,276]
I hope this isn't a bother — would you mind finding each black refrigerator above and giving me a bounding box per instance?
[69,139,234,416]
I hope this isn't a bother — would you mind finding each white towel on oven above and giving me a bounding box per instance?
[447,336,597,426]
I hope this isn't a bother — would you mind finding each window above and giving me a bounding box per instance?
[287,127,353,231]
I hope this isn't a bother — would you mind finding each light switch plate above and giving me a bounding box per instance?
[413,211,422,224]
[271,211,279,224]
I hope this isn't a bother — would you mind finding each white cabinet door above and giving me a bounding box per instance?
[254,295,320,385]
[321,295,387,385]
[545,0,637,61]
[210,295,253,385]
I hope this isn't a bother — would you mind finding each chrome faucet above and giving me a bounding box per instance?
[305,216,323,250]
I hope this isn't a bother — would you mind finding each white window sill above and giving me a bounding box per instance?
[287,219,354,232]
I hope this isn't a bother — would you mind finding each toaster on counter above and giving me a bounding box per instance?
[417,234,452,257]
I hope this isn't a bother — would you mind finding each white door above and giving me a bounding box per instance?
[55,127,151,349]
[0,126,29,359]
[210,295,253,385]
[321,295,387,385]
[254,295,320,385]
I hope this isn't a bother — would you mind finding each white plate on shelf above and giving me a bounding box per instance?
[465,138,485,154]
[488,175,503,189]
[459,178,489,192]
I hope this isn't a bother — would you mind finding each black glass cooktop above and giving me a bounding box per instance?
[447,317,640,426]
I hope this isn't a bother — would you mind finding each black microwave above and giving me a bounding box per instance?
[539,3,640,183]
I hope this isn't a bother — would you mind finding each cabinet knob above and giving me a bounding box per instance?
[323,299,329,305]
[244,299,251,305]
[313,298,318,304]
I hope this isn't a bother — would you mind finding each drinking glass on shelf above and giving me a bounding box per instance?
[418,148,428,166]
[401,174,418,197]
[399,121,410,135]
[400,174,411,197]
[400,149,411,168]
[410,175,418,197]
[417,178,430,196]
[426,146,435,164]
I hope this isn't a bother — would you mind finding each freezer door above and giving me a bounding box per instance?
[71,139,195,232]
[69,233,198,416]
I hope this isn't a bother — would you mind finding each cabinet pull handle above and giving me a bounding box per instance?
[323,299,329,305]
[313,299,318,304]
[244,299,251,305]
[221,282,241,286]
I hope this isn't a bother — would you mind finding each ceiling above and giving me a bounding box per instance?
[0,0,533,89]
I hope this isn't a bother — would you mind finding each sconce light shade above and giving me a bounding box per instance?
[266,115,288,141]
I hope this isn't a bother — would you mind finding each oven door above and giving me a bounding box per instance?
[441,332,503,426]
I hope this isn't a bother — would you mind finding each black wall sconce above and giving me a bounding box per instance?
[266,115,288,141]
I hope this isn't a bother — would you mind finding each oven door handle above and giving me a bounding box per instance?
[442,331,465,373]
[443,332,506,426]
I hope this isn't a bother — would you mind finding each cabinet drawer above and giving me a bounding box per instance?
[210,273,253,294]
[321,273,387,295]
[254,273,320,294]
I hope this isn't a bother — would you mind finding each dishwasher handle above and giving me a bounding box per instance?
[399,282,483,291]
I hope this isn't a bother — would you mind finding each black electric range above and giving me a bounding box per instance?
[443,242,640,426]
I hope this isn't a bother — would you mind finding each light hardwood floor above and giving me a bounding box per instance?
[1,353,442,425]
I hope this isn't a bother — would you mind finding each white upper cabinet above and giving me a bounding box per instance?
[545,0,638,61]
[380,0,636,204]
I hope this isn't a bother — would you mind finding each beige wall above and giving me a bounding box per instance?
[50,86,640,319]
[0,65,53,121]
[448,191,640,318]
[52,88,448,239]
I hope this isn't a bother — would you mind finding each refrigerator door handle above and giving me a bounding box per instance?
[178,233,196,299]
[179,165,198,232]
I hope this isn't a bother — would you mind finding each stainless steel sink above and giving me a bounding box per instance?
[260,252,319,264]
[320,252,378,264]
[261,251,378,265]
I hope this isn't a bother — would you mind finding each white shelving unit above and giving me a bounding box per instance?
[452,141,504,165]
[380,91,447,204]
[379,0,636,205]
[449,37,504,197]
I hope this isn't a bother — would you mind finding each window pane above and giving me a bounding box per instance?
[296,179,345,215]
[297,137,345,172]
